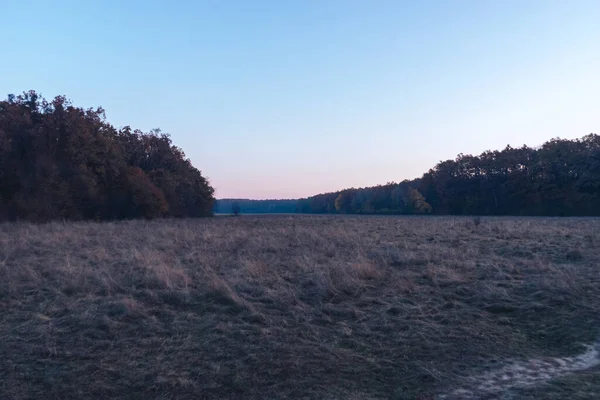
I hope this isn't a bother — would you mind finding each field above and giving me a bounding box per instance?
[1,215,600,399]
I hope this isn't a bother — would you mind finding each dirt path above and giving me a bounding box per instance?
[438,340,600,399]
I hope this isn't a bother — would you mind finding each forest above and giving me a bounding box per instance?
[2,91,599,221]
[297,134,600,216]
[0,91,215,221]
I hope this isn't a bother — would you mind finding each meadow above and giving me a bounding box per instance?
[1,215,600,399]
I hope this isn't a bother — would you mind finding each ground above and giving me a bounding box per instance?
[1,215,600,399]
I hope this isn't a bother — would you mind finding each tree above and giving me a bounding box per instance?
[334,191,354,213]
[408,188,432,214]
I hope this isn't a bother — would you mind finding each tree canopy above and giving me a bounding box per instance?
[297,134,600,216]
[215,199,298,214]
[0,91,214,222]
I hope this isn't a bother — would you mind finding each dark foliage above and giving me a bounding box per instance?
[298,134,600,216]
[296,182,432,215]
[0,91,214,221]
[215,198,298,214]
[419,135,600,216]
[231,201,241,216]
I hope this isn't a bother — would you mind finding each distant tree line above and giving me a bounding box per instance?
[215,199,298,214]
[0,91,214,222]
[296,181,432,215]
[297,134,600,216]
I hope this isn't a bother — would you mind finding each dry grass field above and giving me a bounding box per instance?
[1,215,600,399]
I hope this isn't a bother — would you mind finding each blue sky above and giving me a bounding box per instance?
[2,1,599,199]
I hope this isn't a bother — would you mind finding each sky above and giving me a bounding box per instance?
[2,1,600,199]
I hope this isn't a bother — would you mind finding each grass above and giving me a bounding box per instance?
[1,215,600,399]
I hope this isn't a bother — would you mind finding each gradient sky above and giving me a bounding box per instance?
[2,1,600,199]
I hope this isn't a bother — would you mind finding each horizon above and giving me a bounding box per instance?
[3,1,599,199]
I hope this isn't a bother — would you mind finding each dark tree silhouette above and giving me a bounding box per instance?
[0,91,214,222]
[232,202,241,216]
[215,199,297,214]
[297,134,600,217]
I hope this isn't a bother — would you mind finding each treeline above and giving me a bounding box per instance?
[215,199,297,214]
[297,134,600,216]
[296,181,432,215]
[0,91,214,222]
